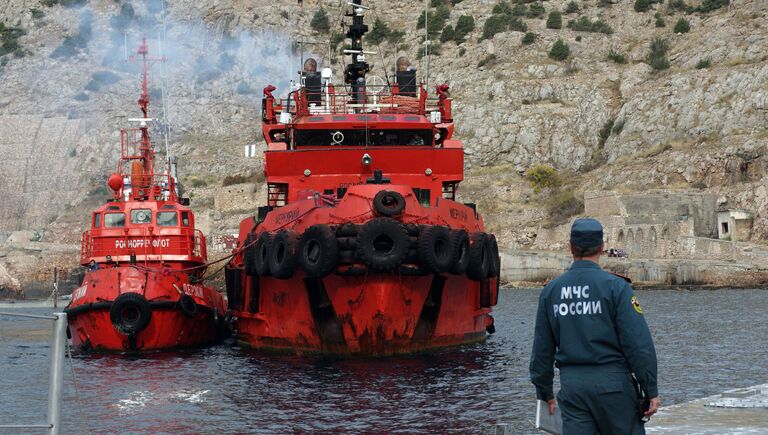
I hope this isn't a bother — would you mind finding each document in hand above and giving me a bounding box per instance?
[535,400,563,435]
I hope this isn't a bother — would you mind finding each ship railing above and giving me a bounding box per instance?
[80,228,206,263]
[279,84,447,117]
[0,311,68,435]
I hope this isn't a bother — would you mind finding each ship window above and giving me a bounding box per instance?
[181,211,190,226]
[93,213,101,228]
[157,212,178,227]
[104,213,125,228]
[131,209,152,224]
[332,116,347,121]
[294,129,433,147]
[161,205,175,209]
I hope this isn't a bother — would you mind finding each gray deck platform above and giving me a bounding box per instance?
[647,384,768,434]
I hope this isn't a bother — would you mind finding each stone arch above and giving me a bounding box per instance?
[636,228,644,257]
[617,230,625,248]
[661,226,670,257]
[627,229,635,255]
[648,227,657,258]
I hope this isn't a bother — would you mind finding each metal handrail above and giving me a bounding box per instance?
[0,311,67,435]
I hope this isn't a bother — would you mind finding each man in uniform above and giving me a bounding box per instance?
[530,218,659,434]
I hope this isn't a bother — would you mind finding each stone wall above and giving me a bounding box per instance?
[501,250,768,287]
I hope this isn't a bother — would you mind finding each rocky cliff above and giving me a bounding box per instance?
[1,0,766,293]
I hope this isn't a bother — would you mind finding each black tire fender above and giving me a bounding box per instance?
[254,232,272,276]
[178,294,198,318]
[416,225,454,273]
[243,232,257,276]
[450,230,471,275]
[467,233,490,281]
[372,190,406,218]
[268,230,297,279]
[109,292,152,335]
[487,234,501,278]
[356,217,409,271]
[297,225,339,278]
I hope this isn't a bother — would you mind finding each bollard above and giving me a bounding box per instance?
[47,312,67,435]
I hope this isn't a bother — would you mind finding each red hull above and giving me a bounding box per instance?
[67,267,226,352]
[236,272,494,356]
[228,184,499,356]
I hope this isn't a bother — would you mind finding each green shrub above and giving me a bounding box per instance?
[0,23,26,57]
[524,164,561,193]
[74,92,89,101]
[190,177,208,187]
[698,0,729,12]
[222,173,262,186]
[236,81,253,94]
[50,9,92,58]
[512,3,527,16]
[440,25,455,42]
[111,3,135,31]
[546,11,563,29]
[509,17,528,32]
[417,6,450,36]
[548,38,570,61]
[648,37,670,70]
[607,49,627,64]
[598,0,612,7]
[655,17,666,27]
[634,0,652,12]
[522,32,537,44]
[565,1,580,13]
[492,1,513,15]
[575,35,582,41]
[673,18,690,33]
[598,118,614,147]
[367,19,391,45]
[546,190,584,226]
[668,0,688,11]
[310,8,330,32]
[481,14,507,40]
[567,16,613,34]
[454,15,475,43]
[30,8,45,18]
[696,58,711,69]
[527,2,546,18]
[458,47,466,56]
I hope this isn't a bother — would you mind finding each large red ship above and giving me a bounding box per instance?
[225,1,499,356]
[65,39,227,352]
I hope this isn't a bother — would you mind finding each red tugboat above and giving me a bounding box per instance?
[65,39,227,352]
[225,1,499,356]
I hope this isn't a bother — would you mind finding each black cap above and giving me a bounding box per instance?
[570,218,604,248]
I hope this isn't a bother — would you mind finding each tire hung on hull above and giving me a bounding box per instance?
[357,217,409,271]
[254,231,272,276]
[110,292,152,335]
[417,225,454,273]
[177,294,198,318]
[487,234,501,278]
[269,230,297,279]
[467,233,491,281]
[243,233,258,276]
[297,224,339,278]
[372,190,406,218]
[450,230,471,275]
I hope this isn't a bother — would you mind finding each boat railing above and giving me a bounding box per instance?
[80,228,207,263]
[0,311,67,435]
[267,84,451,120]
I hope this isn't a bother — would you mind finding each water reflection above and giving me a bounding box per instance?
[0,289,767,433]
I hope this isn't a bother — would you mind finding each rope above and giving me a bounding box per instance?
[65,340,89,433]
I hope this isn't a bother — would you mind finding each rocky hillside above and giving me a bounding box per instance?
[0,0,766,294]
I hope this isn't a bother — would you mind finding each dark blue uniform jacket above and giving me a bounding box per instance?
[530,260,658,401]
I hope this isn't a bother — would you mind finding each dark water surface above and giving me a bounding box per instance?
[1,289,767,434]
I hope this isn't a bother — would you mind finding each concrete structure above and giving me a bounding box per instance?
[717,209,754,242]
